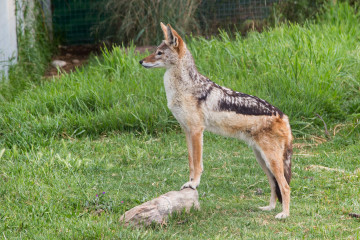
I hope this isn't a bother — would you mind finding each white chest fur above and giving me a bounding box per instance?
[163,69,189,127]
[164,70,173,106]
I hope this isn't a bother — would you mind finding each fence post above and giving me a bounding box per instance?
[0,0,18,80]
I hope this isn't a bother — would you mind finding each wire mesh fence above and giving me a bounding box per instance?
[52,0,102,45]
[200,0,279,21]
[51,0,282,45]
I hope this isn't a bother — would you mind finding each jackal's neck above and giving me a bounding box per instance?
[181,49,198,72]
[168,48,202,83]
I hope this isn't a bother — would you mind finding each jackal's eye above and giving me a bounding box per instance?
[157,51,163,55]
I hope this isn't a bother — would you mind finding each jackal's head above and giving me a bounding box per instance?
[139,23,185,69]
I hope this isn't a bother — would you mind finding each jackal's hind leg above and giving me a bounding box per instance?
[261,147,290,219]
[253,148,277,211]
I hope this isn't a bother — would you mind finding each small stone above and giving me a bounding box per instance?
[72,59,80,64]
[255,188,264,195]
[51,60,67,68]
[349,213,360,218]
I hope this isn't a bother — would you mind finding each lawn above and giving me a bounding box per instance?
[0,132,359,238]
[0,2,359,239]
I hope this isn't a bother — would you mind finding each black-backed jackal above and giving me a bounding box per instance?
[139,23,293,219]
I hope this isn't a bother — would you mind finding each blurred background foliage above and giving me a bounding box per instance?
[50,0,360,46]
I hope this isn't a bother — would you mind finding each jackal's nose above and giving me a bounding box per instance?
[139,60,143,65]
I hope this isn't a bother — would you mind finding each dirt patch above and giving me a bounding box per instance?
[44,45,156,78]
[133,45,156,54]
[44,44,101,78]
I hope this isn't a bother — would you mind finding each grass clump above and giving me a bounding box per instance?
[0,46,174,149]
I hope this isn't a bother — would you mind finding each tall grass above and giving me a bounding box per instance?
[0,46,174,149]
[0,2,359,150]
[190,2,360,134]
[92,0,202,46]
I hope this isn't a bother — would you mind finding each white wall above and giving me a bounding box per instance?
[0,0,18,79]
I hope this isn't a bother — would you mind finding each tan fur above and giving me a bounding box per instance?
[142,52,157,63]
[139,23,293,219]
[160,22,168,41]
[167,25,186,58]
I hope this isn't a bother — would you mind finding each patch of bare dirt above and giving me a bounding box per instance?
[44,44,102,78]
[44,44,156,78]
[134,45,156,54]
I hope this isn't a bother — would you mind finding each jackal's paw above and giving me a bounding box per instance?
[259,205,275,211]
[275,212,289,219]
[180,181,199,190]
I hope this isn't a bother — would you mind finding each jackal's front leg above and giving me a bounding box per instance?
[181,130,204,190]
[185,131,195,181]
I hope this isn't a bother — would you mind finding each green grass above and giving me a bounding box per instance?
[0,1,360,239]
[1,133,359,238]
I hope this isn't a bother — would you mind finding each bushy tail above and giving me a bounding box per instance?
[274,178,282,203]
[274,143,292,203]
[284,143,292,184]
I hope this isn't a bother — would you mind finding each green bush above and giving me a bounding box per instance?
[272,0,327,24]
[272,0,359,25]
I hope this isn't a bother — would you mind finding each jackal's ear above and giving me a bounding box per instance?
[160,22,168,41]
[166,24,181,48]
